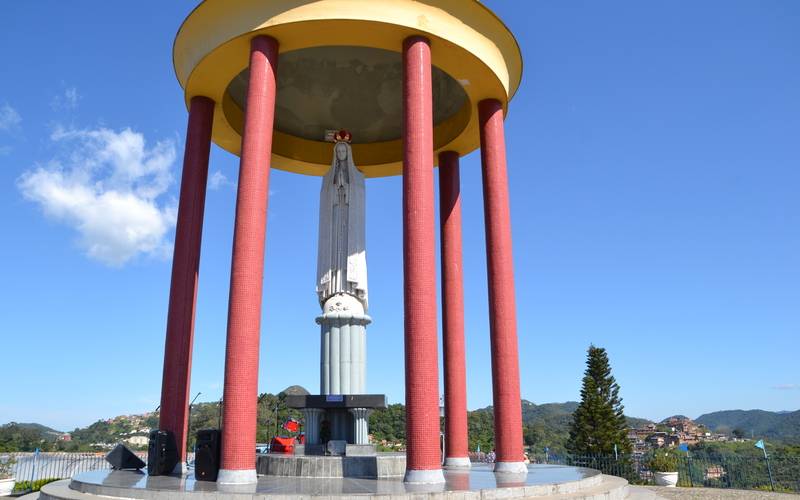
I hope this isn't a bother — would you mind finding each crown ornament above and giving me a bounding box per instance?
[334,129,352,143]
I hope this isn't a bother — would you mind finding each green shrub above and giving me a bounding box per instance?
[13,477,59,492]
[647,450,680,472]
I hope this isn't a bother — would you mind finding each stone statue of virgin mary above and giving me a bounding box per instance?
[316,133,368,311]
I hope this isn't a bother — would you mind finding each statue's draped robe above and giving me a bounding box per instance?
[316,143,368,309]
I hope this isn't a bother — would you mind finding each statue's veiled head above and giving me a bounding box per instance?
[335,141,349,162]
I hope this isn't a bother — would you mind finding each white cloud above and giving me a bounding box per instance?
[772,384,800,391]
[208,170,233,190]
[0,104,21,130]
[52,87,80,110]
[65,88,79,108]
[18,126,178,266]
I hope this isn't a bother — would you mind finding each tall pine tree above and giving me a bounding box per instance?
[566,345,631,456]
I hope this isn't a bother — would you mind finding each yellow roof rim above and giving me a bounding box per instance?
[172,0,524,177]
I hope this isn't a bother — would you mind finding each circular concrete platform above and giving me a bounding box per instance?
[48,464,626,499]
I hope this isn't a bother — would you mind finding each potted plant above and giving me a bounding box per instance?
[647,450,679,487]
[0,456,16,496]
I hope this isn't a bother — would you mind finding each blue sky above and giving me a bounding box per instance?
[1,1,798,432]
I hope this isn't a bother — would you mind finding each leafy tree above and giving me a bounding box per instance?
[523,424,542,446]
[566,345,631,456]
[369,404,406,443]
[467,410,494,452]
[0,424,51,452]
[255,392,301,443]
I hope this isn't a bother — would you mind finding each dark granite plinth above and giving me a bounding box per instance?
[257,452,405,478]
[294,444,326,455]
[285,394,387,409]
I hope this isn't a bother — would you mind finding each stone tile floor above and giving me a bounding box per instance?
[642,486,800,499]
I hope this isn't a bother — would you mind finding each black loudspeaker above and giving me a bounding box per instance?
[147,429,178,476]
[106,443,146,470]
[194,429,221,482]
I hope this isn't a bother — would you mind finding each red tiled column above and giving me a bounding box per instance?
[158,95,214,472]
[218,35,279,485]
[438,151,470,469]
[402,35,444,484]
[478,98,526,474]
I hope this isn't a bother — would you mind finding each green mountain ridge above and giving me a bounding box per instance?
[474,400,652,428]
[9,422,63,435]
[695,409,800,444]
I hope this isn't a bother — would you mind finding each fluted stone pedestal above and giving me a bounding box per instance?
[349,408,371,445]
[317,310,371,395]
[302,408,325,445]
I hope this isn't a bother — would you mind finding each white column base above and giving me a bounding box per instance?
[216,468,257,484]
[444,456,472,469]
[493,461,528,474]
[404,468,446,484]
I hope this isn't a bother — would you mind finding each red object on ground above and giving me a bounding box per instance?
[478,98,525,465]
[270,436,295,454]
[220,35,279,474]
[159,95,215,465]
[438,151,470,463]
[402,35,442,475]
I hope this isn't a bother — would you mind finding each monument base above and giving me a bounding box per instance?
[293,443,378,457]
[257,452,405,478]
[286,393,386,445]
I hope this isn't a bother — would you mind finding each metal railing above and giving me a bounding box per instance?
[6,452,115,482]
[526,452,800,493]
[2,451,146,494]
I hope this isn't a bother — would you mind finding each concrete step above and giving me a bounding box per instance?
[38,480,92,500]
[532,474,629,500]
[17,493,41,500]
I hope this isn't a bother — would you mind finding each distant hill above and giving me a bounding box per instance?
[416,399,652,431]
[11,422,63,436]
[0,422,64,452]
[472,400,579,423]
[460,400,653,454]
[626,416,655,428]
[521,400,578,425]
[696,409,800,443]
[282,385,310,396]
[518,400,652,429]
[660,415,691,423]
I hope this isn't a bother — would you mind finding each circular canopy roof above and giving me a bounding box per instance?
[173,0,522,177]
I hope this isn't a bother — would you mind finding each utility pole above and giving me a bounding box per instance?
[187,391,201,465]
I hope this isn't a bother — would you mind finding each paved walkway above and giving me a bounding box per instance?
[642,486,800,499]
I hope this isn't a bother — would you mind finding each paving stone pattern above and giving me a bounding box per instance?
[644,486,800,500]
